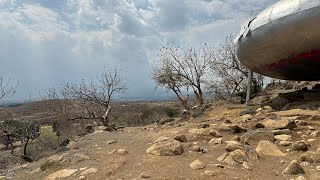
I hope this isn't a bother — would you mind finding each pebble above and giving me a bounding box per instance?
[139,173,150,178]
[106,140,117,144]
[204,170,218,177]
[307,139,316,143]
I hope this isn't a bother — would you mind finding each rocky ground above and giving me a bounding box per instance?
[1,99,320,180]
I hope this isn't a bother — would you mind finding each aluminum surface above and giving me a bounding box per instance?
[235,0,320,80]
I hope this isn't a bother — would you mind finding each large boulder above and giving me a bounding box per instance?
[256,140,286,157]
[146,139,183,156]
[242,129,274,146]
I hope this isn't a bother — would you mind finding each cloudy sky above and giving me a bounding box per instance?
[0,0,277,100]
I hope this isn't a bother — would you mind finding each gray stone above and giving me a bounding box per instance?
[282,160,305,176]
[292,141,309,151]
[173,134,187,142]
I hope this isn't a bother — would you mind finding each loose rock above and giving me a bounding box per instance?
[292,141,309,151]
[279,141,293,147]
[204,170,219,177]
[242,129,274,146]
[192,145,201,152]
[226,141,243,152]
[209,137,223,145]
[261,119,297,130]
[146,139,183,156]
[243,161,253,170]
[275,135,292,141]
[80,168,98,175]
[230,125,247,134]
[117,148,128,154]
[154,136,170,143]
[282,160,305,176]
[198,124,210,129]
[139,173,150,178]
[231,135,240,142]
[106,140,117,144]
[189,159,206,170]
[256,140,285,157]
[310,131,319,137]
[209,130,222,137]
[173,134,187,142]
[45,169,78,180]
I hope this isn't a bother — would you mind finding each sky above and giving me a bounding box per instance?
[0,0,277,101]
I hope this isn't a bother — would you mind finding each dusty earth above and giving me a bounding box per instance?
[2,102,320,180]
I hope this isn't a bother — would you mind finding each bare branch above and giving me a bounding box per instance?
[0,76,18,101]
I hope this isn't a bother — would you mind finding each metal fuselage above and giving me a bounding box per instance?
[235,0,320,80]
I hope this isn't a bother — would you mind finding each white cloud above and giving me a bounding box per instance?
[0,0,278,99]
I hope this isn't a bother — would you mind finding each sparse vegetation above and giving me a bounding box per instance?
[63,67,127,128]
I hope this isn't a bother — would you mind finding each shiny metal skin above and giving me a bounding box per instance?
[234,0,320,80]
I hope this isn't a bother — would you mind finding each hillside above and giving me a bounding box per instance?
[1,97,320,180]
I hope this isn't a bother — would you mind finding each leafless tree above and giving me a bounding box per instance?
[151,63,190,109]
[208,35,264,100]
[63,68,126,127]
[40,86,69,113]
[151,44,211,108]
[0,76,18,101]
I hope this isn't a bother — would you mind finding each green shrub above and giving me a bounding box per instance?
[142,110,153,119]
[165,108,179,118]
